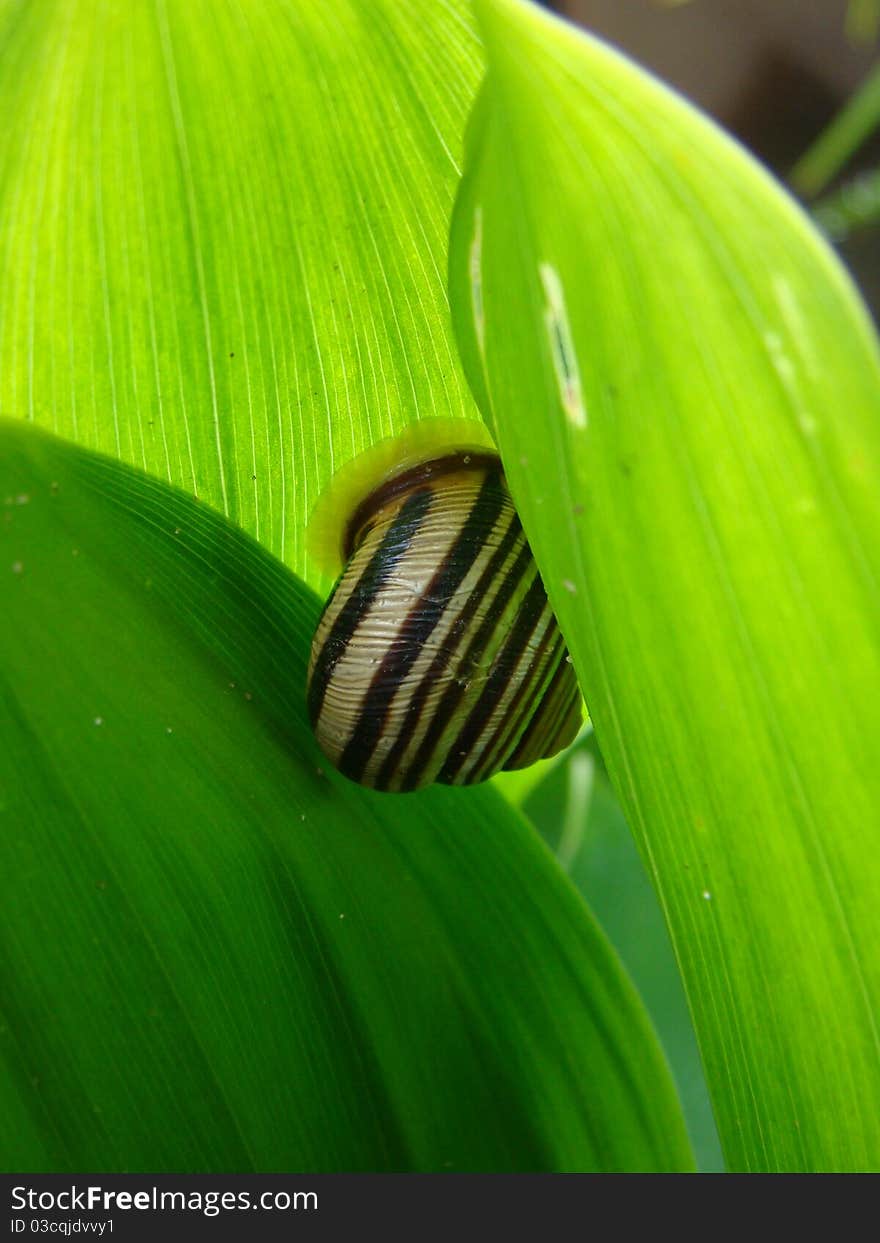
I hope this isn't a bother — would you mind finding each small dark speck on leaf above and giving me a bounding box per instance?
[573,503,584,516]
[229,352,235,358]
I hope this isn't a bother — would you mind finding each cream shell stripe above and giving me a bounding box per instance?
[307,456,581,791]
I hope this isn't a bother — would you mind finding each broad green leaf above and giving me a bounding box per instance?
[0,420,692,1172]
[0,0,483,590]
[450,0,880,1170]
[523,736,724,1171]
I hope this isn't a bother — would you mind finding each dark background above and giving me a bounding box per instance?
[550,0,880,314]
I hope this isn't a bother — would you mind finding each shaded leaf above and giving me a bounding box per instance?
[522,736,724,1171]
[0,420,692,1172]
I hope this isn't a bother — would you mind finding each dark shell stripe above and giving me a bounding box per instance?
[437,570,549,785]
[557,687,585,754]
[307,486,433,727]
[467,610,567,784]
[307,454,582,791]
[371,504,525,791]
[467,619,566,784]
[503,650,578,772]
[503,660,571,772]
[450,606,558,786]
[313,468,522,783]
[362,486,528,790]
[336,467,507,783]
[344,452,501,561]
[530,681,582,773]
[503,640,569,772]
[385,526,533,791]
[398,540,538,791]
[310,489,470,767]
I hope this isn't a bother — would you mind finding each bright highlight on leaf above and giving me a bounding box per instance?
[0,0,485,590]
[450,0,880,1172]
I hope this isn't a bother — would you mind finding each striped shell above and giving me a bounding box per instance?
[307,452,581,792]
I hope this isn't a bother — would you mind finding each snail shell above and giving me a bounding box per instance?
[307,451,581,792]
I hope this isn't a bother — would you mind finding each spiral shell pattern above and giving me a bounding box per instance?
[307,453,581,792]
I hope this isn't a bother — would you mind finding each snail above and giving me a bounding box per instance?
[307,421,581,792]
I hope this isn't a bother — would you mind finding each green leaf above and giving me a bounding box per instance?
[522,736,724,1171]
[790,62,880,197]
[0,420,693,1172]
[451,0,880,1171]
[0,0,483,589]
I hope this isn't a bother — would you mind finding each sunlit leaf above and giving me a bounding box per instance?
[0,0,484,590]
[451,0,880,1171]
